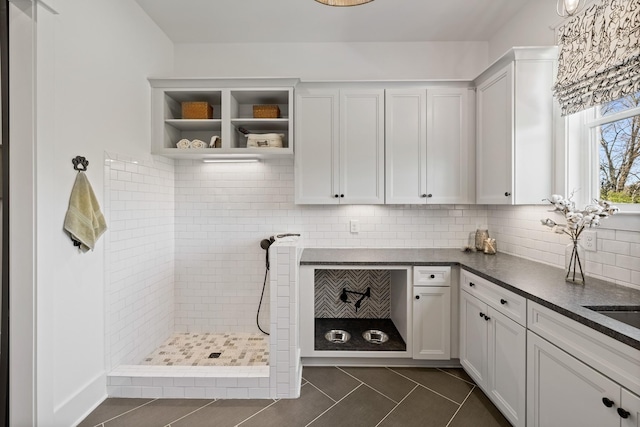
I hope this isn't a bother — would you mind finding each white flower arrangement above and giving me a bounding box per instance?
[541,192,619,283]
[541,193,619,241]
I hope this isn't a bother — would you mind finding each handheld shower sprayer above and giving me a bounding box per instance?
[260,236,275,269]
[256,233,300,336]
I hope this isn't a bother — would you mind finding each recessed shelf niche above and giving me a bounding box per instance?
[150,78,297,159]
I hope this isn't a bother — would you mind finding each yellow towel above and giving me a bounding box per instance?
[63,171,107,252]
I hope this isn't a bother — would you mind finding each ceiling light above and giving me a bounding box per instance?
[557,0,581,16]
[315,0,374,6]
[202,159,259,163]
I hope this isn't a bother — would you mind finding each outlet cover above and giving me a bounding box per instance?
[350,219,360,233]
[582,230,597,252]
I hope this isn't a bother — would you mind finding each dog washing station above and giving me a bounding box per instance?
[299,260,456,366]
[313,269,408,353]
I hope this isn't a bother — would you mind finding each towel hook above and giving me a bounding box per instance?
[72,156,89,171]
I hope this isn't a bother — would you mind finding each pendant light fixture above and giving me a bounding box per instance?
[315,0,374,6]
[557,0,581,16]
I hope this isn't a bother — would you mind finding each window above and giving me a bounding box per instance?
[596,92,640,204]
[576,91,640,209]
[567,92,640,231]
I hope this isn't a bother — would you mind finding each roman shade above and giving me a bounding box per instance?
[553,0,640,116]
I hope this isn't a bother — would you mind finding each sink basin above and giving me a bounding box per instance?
[584,306,640,329]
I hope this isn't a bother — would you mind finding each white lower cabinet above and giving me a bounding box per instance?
[412,286,450,360]
[621,389,640,427]
[527,330,639,427]
[488,308,526,425]
[460,289,488,384]
[460,289,526,427]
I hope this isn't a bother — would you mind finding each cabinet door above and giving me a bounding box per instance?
[513,59,556,204]
[527,331,619,427]
[385,89,427,204]
[295,89,340,204]
[340,90,385,204]
[621,388,640,427]
[412,287,451,360]
[476,63,514,205]
[426,88,472,204]
[460,290,488,386]
[487,308,526,427]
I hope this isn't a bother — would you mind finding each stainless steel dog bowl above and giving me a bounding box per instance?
[324,329,351,343]
[362,330,389,344]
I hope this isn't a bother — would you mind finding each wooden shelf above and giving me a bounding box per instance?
[230,118,289,131]
[165,119,222,131]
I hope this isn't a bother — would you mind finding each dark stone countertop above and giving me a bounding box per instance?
[300,248,640,351]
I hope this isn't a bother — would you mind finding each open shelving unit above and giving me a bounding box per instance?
[150,78,297,159]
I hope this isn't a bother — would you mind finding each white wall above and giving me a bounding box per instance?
[487,0,560,62]
[15,0,175,425]
[173,42,489,81]
[488,205,640,290]
[174,158,488,332]
[9,2,37,425]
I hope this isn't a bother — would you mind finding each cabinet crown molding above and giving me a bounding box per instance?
[474,46,558,86]
[149,77,300,89]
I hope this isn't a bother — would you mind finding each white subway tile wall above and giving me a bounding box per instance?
[174,158,489,333]
[269,244,303,398]
[488,205,640,291]
[104,153,176,369]
[107,365,270,399]
[105,154,640,376]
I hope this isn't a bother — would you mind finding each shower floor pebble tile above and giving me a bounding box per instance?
[142,333,269,367]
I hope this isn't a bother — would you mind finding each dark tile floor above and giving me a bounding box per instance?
[78,367,511,427]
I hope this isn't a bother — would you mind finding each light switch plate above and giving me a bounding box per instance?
[350,219,360,233]
[582,230,597,252]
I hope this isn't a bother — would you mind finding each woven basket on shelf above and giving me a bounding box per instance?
[182,102,213,119]
[253,105,280,119]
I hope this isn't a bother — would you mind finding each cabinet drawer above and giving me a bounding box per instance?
[461,270,526,326]
[413,266,451,286]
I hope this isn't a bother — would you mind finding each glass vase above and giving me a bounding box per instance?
[475,229,489,251]
[565,240,585,284]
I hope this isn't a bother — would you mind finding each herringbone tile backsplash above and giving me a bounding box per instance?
[314,270,390,319]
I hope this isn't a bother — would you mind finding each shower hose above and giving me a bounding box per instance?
[257,240,271,336]
[257,266,269,336]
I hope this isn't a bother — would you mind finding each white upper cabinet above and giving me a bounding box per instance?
[294,89,339,204]
[295,86,384,204]
[149,78,296,159]
[476,65,514,204]
[385,90,426,204]
[340,90,385,204]
[475,47,558,204]
[426,88,475,204]
[386,87,474,204]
